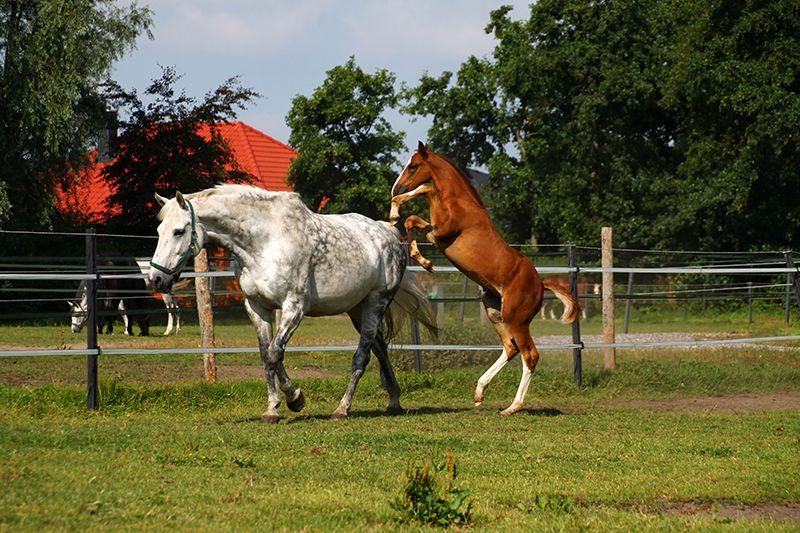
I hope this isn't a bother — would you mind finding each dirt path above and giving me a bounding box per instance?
[602,392,800,413]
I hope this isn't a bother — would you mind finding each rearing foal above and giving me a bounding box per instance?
[390,142,580,416]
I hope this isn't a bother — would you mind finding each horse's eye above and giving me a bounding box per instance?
[408,163,418,173]
[173,228,185,237]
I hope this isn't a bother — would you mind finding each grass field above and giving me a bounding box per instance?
[1,306,799,530]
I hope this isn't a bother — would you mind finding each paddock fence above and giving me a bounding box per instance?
[2,228,800,409]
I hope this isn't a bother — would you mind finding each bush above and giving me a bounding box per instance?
[391,447,473,527]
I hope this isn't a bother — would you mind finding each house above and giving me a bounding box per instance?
[55,121,297,308]
[55,121,296,225]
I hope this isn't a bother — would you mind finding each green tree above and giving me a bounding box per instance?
[100,67,259,250]
[660,0,800,250]
[0,0,152,230]
[403,0,800,251]
[405,1,675,246]
[286,56,404,220]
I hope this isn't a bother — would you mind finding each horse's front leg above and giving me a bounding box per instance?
[389,185,435,224]
[244,298,279,423]
[162,294,174,335]
[404,215,435,272]
[265,297,307,423]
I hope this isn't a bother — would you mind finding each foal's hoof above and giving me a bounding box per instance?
[287,390,306,413]
[261,413,281,424]
[500,403,523,417]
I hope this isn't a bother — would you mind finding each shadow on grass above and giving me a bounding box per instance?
[223,405,565,425]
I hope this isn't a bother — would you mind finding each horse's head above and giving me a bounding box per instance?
[391,141,434,198]
[150,191,204,293]
[68,299,86,333]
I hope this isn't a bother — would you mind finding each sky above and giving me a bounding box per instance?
[111,0,529,161]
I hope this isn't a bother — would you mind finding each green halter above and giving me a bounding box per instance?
[150,200,199,282]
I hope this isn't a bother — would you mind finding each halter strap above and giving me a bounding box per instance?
[150,200,200,282]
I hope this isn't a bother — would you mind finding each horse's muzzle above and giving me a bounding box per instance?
[151,271,173,294]
[392,183,409,196]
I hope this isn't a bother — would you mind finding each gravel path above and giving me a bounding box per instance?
[536,331,800,351]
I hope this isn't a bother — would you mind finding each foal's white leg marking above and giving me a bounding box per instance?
[501,357,533,416]
[474,349,510,406]
[389,184,432,222]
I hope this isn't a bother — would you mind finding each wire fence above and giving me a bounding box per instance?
[2,227,800,407]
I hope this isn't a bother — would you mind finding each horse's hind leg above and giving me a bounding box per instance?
[334,294,392,419]
[474,290,520,406]
[500,325,539,416]
[372,330,402,414]
[498,281,542,416]
[346,308,401,415]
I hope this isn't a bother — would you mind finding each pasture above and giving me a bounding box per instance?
[1,308,799,531]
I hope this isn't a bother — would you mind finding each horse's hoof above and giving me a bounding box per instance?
[261,414,281,424]
[500,404,522,417]
[474,401,482,408]
[287,390,305,412]
[331,409,348,420]
[386,405,404,416]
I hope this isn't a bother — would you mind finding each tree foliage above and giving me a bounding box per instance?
[286,56,404,220]
[100,67,259,248]
[0,0,152,230]
[403,0,800,251]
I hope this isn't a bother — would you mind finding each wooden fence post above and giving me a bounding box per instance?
[601,227,616,370]
[194,249,217,383]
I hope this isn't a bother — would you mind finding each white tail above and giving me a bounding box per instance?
[385,271,440,341]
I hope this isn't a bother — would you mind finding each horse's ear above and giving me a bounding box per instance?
[175,191,187,209]
[154,192,168,207]
[417,141,428,159]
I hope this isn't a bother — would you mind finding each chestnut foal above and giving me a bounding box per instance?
[390,142,580,416]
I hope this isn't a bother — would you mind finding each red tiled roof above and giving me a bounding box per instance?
[55,121,296,225]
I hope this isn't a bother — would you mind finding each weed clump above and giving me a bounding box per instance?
[391,447,473,528]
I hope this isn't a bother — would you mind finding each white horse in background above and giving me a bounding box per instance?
[69,261,188,336]
[149,184,438,423]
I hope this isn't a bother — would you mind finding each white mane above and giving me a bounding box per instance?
[158,184,306,221]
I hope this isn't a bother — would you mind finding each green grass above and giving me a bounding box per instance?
[1,307,799,530]
[1,342,799,531]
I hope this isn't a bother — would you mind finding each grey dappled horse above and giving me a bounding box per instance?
[149,184,438,423]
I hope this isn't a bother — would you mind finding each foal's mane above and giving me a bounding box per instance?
[428,152,485,208]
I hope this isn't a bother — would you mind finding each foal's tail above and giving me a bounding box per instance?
[384,271,440,342]
[542,278,581,325]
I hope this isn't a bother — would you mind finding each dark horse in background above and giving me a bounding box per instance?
[69,256,151,336]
